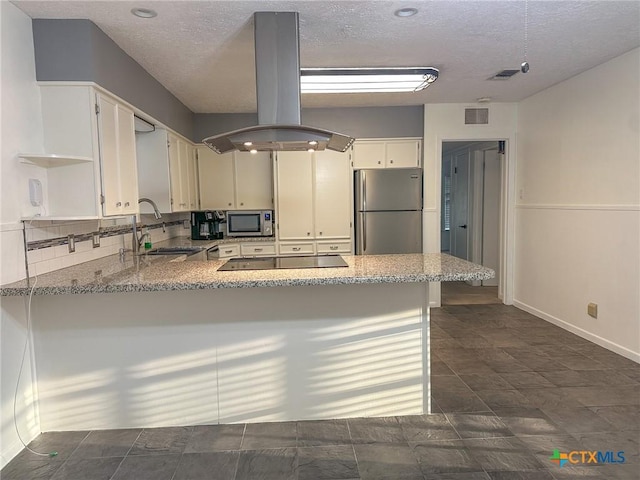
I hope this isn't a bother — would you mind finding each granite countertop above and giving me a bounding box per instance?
[152,235,275,249]
[1,241,494,296]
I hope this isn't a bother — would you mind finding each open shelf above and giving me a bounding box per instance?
[18,153,93,168]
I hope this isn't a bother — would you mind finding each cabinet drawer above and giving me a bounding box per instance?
[216,244,240,258]
[278,242,316,256]
[240,243,276,257]
[316,240,352,254]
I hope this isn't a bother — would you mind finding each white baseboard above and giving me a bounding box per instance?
[1,433,37,470]
[513,300,640,364]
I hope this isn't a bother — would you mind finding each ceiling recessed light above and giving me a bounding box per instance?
[131,8,157,19]
[477,97,492,103]
[394,8,418,18]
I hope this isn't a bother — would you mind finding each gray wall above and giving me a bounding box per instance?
[193,106,424,143]
[32,19,194,139]
[32,19,423,144]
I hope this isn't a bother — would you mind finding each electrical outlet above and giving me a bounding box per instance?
[183,220,190,229]
[587,302,598,318]
[92,232,100,248]
[68,234,75,253]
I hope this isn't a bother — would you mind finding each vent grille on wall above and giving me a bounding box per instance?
[465,108,489,125]
[489,69,519,80]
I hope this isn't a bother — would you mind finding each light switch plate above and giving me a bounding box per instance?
[587,302,598,318]
[92,232,100,248]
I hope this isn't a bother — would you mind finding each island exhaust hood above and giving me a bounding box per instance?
[202,12,354,154]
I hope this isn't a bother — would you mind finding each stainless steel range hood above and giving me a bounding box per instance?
[202,12,354,154]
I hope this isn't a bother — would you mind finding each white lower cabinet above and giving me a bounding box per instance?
[240,243,277,257]
[216,244,241,258]
[212,242,277,259]
[316,239,352,255]
[278,242,316,256]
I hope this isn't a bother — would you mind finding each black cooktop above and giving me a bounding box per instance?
[218,255,348,271]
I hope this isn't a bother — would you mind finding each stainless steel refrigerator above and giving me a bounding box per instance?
[355,168,423,255]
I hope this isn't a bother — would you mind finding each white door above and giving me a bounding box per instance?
[276,152,314,240]
[187,145,198,210]
[386,140,420,168]
[352,141,385,169]
[167,133,183,212]
[314,149,351,239]
[117,104,138,214]
[96,94,122,216]
[451,151,470,260]
[482,149,501,287]
[198,148,235,209]
[235,152,273,209]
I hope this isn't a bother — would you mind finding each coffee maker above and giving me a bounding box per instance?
[191,211,224,240]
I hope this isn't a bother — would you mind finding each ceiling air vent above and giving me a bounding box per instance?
[489,69,519,80]
[465,108,489,125]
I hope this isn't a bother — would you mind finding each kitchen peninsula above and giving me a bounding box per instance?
[1,252,493,432]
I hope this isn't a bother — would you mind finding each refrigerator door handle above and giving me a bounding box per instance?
[362,170,367,211]
[362,212,367,252]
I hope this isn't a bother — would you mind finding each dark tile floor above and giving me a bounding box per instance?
[3,304,639,480]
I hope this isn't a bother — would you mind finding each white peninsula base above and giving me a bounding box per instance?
[28,282,430,431]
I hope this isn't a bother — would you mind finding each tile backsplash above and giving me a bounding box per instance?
[24,213,190,277]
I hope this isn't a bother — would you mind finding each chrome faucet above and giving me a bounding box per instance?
[138,198,162,219]
[131,198,162,255]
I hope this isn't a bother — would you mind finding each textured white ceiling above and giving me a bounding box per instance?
[13,0,640,113]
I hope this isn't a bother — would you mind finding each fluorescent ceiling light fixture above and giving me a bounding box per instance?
[300,67,439,93]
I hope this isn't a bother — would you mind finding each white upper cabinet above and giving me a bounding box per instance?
[96,92,138,216]
[275,149,352,242]
[136,128,195,214]
[197,148,273,210]
[168,133,193,212]
[234,152,273,209]
[31,85,138,219]
[352,138,422,169]
[187,145,199,210]
[198,148,235,209]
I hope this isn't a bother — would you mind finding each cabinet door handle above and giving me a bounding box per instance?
[330,246,338,250]
[390,159,394,164]
[240,202,244,206]
[319,231,323,235]
[254,248,263,252]
[124,202,130,207]
[228,202,232,206]
[116,202,122,207]
[306,232,310,236]
[224,249,233,254]
[292,247,301,251]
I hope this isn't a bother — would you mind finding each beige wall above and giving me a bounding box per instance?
[0,2,42,468]
[423,102,518,305]
[515,48,640,360]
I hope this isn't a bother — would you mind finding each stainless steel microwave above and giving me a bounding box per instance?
[226,210,274,237]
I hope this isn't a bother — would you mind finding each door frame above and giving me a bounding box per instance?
[436,136,515,305]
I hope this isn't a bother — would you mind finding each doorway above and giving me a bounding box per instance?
[441,141,503,304]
